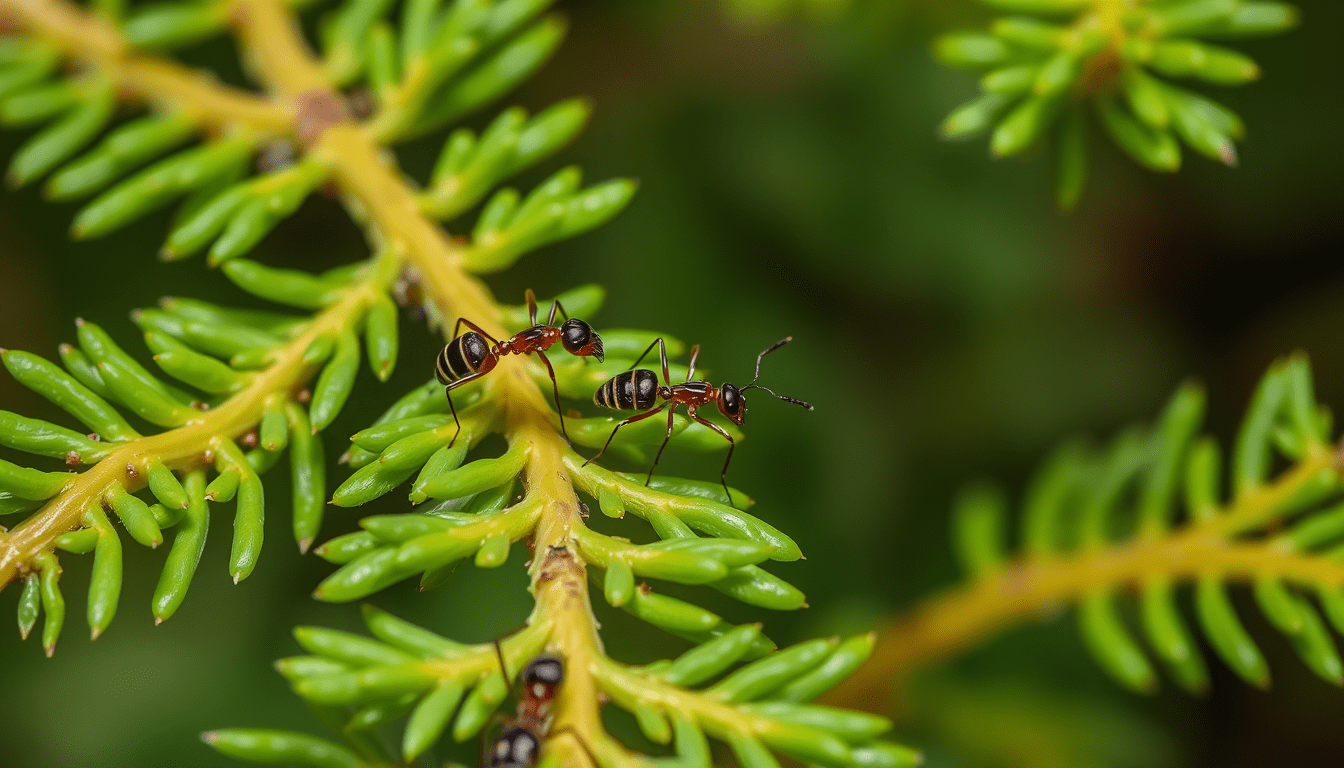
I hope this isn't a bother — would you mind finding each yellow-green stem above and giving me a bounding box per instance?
[828,449,1344,706]
[0,253,401,585]
[0,0,291,133]
[222,2,609,761]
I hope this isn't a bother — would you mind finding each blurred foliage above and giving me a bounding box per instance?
[1,0,1343,766]
[935,0,1299,209]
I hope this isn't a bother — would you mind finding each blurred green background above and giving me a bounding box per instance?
[3,1,1344,766]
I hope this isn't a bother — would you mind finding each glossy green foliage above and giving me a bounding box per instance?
[936,0,1298,209]
[466,165,637,274]
[203,607,917,768]
[327,0,566,139]
[0,260,408,641]
[1,0,884,765]
[950,352,1344,693]
[0,0,633,268]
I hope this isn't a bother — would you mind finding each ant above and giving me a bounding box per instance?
[486,646,598,767]
[583,336,812,505]
[436,289,604,447]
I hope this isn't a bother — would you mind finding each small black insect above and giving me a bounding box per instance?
[486,647,596,767]
[437,289,603,446]
[586,337,812,504]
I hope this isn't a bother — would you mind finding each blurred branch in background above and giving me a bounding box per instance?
[835,354,1344,712]
[935,0,1297,209]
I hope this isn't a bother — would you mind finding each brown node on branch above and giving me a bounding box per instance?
[1077,45,1123,98]
[538,544,583,587]
[347,88,376,121]
[297,91,350,148]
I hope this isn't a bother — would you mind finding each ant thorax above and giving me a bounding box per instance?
[500,325,559,356]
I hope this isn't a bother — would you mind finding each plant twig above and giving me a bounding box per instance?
[0,0,291,134]
[828,449,1344,704]
[219,1,613,761]
[0,253,401,585]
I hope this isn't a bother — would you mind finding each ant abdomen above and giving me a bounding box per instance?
[435,331,492,385]
[489,724,541,767]
[594,369,659,411]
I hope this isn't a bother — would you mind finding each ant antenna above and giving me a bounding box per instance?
[742,383,813,410]
[746,336,792,387]
[741,337,814,410]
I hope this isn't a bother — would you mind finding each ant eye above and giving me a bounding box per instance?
[721,384,741,414]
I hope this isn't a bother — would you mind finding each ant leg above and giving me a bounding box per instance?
[687,412,735,506]
[684,344,698,382]
[581,406,666,468]
[645,405,679,486]
[628,338,666,373]
[548,726,601,768]
[536,350,568,444]
[525,289,539,326]
[443,373,484,448]
[550,299,570,324]
[444,388,464,450]
[458,318,502,347]
[493,637,524,699]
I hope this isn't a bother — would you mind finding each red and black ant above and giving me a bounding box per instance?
[486,646,597,767]
[584,337,812,505]
[436,289,604,446]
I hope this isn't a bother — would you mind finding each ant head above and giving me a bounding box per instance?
[522,654,564,701]
[718,382,745,426]
[559,318,604,362]
[737,337,814,419]
[489,724,541,767]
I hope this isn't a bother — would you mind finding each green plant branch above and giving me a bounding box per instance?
[832,375,1344,705]
[0,1,913,763]
[0,251,400,586]
[935,0,1297,208]
[0,0,292,134]
[213,3,645,763]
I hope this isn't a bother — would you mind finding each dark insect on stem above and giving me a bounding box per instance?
[436,289,604,447]
[585,336,813,506]
[485,647,598,767]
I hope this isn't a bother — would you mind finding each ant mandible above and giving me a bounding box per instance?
[486,647,598,767]
[436,289,604,447]
[583,336,813,505]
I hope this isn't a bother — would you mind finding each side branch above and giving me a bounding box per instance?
[0,0,291,134]
[842,534,1344,698]
[0,255,400,585]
